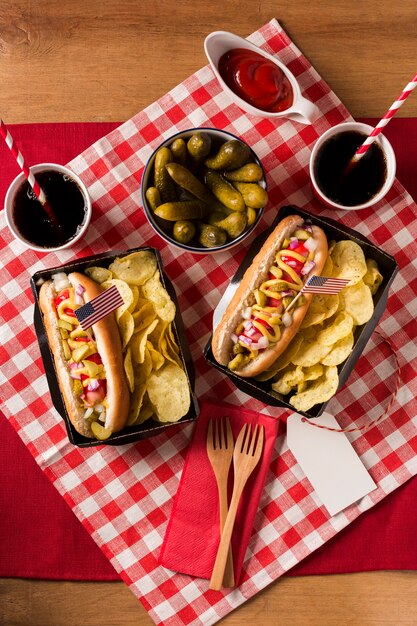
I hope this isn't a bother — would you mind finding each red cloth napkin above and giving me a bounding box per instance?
[1,119,417,581]
[158,402,279,582]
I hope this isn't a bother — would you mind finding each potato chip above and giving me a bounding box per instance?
[118,310,135,349]
[272,365,304,395]
[128,286,140,313]
[339,280,374,325]
[321,332,354,366]
[101,278,134,319]
[330,241,367,285]
[130,319,159,364]
[85,266,113,284]
[321,253,334,278]
[292,338,332,367]
[142,271,176,322]
[147,320,168,353]
[289,366,339,412]
[299,325,321,341]
[316,311,354,346]
[146,340,165,370]
[133,348,153,386]
[127,382,147,425]
[363,259,383,295]
[302,363,324,381]
[301,310,326,328]
[124,347,134,392]
[109,251,157,286]
[147,363,190,423]
[167,324,180,355]
[160,334,183,368]
[134,396,154,426]
[133,302,156,334]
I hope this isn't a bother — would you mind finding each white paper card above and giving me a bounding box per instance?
[287,412,377,516]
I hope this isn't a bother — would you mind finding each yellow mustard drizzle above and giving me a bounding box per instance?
[228,232,312,371]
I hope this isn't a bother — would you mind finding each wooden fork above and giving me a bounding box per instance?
[209,423,264,591]
[207,417,235,588]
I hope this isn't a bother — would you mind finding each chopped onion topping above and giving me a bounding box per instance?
[75,293,84,306]
[231,333,238,344]
[247,327,256,337]
[94,403,105,413]
[301,260,316,276]
[75,284,86,295]
[84,408,94,420]
[251,336,269,350]
[70,371,82,380]
[304,237,318,252]
[87,379,100,391]
[302,222,313,232]
[243,320,252,331]
[242,306,252,320]
[288,238,299,250]
[282,311,293,327]
[239,335,252,346]
[69,361,83,369]
[281,289,295,297]
[52,272,70,292]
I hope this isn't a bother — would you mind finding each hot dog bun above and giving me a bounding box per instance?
[212,215,328,377]
[39,272,129,437]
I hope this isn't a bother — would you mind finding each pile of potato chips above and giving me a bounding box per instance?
[257,240,383,412]
[86,251,191,426]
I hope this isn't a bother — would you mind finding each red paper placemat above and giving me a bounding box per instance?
[1,19,417,626]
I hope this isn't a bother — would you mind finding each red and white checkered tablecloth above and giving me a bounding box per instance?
[1,18,417,626]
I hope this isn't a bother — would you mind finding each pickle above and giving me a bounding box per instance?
[154,200,206,221]
[198,223,227,248]
[212,212,247,240]
[294,228,312,240]
[173,220,196,244]
[205,170,245,212]
[59,328,69,340]
[232,182,268,209]
[145,186,162,212]
[170,138,187,164]
[187,132,212,161]
[224,162,263,182]
[57,318,73,332]
[91,421,112,441]
[228,353,251,371]
[153,147,176,203]
[72,379,84,397]
[62,339,71,361]
[165,162,218,206]
[246,206,257,227]
[205,139,250,171]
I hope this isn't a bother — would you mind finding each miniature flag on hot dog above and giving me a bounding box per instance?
[75,285,123,330]
[300,275,350,295]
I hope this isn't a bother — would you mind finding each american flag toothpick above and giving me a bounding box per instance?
[286,275,350,312]
[75,285,123,330]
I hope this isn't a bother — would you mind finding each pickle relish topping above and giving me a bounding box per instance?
[228,226,316,371]
[53,286,108,423]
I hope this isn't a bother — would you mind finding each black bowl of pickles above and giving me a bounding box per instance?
[141,128,267,254]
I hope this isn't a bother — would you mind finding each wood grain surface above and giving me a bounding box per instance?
[1,1,417,625]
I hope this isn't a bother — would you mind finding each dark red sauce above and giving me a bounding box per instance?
[218,48,293,113]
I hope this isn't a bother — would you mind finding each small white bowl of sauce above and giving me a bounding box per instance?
[204,31,318,125]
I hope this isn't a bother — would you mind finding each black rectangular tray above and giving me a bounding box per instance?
[31,247,199,447]
[204,205,398,419]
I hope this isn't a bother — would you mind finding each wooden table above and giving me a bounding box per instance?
[1,1,417,625]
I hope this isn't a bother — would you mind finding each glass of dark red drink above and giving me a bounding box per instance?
[309,122,396,211]
[5,163,92,252]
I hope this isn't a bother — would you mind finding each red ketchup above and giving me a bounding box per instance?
[218,48,293,113]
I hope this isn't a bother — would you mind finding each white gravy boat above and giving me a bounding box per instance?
[204,31,319,125]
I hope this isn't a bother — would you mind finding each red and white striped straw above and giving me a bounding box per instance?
[353,71,417,161]
[0,118,47,205]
